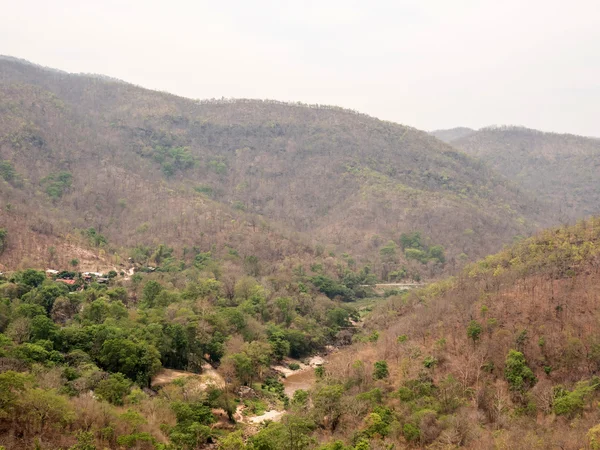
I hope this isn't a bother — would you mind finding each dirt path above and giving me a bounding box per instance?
[151,363,225,389]
[248,409,286,424]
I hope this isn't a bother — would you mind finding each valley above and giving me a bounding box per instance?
[1,56,600,450]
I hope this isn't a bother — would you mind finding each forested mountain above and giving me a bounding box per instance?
[0,56,549,277]
[442,126,600,220]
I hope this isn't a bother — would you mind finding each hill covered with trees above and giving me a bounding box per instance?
[287,217,600,449]
[1,213,600,449]
[0,56,551,280]
[443,126,600,221]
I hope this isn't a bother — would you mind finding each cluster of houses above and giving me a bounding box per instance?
[46,269,110,286]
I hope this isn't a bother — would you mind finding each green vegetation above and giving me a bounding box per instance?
[373,360,389,379]
[0,250,370,448]
[0,228,7,255]
[41,171,72,199]
[0,160,21,186]
[400,231,446,265]
[139,145,197,177]
[504,350,536,394]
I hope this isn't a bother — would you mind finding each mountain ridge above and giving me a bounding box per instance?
[439,125,600,219]
[0,57,550,278]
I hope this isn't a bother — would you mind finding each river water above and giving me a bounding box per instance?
[282,366,317,397]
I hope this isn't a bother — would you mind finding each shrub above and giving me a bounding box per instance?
[423,356,438,369]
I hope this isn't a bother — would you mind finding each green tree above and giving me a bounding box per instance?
[428,245,446,263]
[98,338,161,386]
[268,330,291,361]
[467,320,482,343]
[0,371,30,416]
[313,384,344,430]
[379,240,397,262]
[18,269,46,288]
[17,388,73,434]
[95,373,132,405]
[504,349,536,393]
[373,360,389,380]
[30,315,58,341]
[142,280,163,307]
[69,431,97,450]
[0,228,7,255]
[218,430,246,450]
[42,171,73,199]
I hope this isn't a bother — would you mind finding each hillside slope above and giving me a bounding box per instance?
[312,217,600,448]
[446,126,600,220]
[0,57,549,274]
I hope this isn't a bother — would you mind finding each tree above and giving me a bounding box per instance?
[400,231,423,250]
[0,228,7,255]
[313,384,345,430]
[81,299,110,324]
[160,324,190,369]
[428,245,446,263]
[218,430,246,450]
[29,315,58,341]
[379,240,397,262]
[504,349,536,393]
[95,373,131,405]
[170,401,214,449]
[17,388,73,435]
[69,431,97,450]
[268,330,291,361]
[250,415,315,450]
[142,280,163,307]
[0,371,30,416]
[98,338,161,386]
[25,283,69,313]
[466,320,482,343]
[18,269,46,288]
[373,360,389,380]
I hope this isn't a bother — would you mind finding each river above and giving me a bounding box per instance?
[283,367,316,397]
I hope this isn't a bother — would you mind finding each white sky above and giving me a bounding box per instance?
[2,0,599,136]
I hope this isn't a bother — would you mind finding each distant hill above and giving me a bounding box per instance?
[0,57,550,274]
[446,126,600,220]
[430,126,476,143]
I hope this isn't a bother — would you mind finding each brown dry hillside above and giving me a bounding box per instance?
[317,217,600,449]
[0,56,550,272]
[445,125,600,220]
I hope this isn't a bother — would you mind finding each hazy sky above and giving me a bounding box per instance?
[2,0,599,136]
